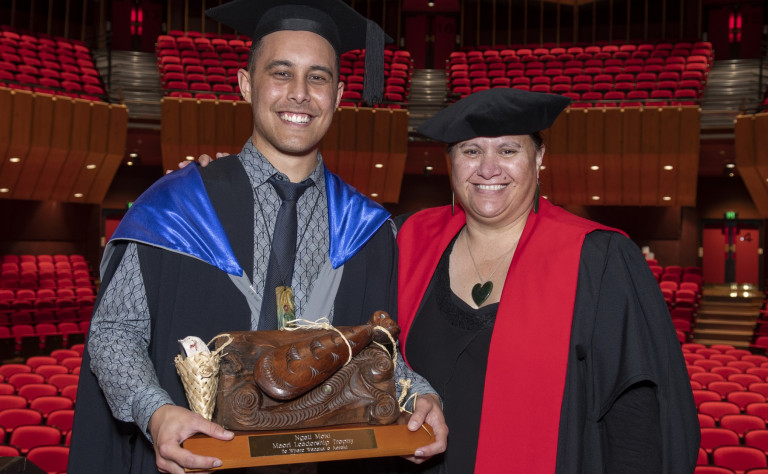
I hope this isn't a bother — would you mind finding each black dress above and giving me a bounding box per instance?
[406,236,496,473]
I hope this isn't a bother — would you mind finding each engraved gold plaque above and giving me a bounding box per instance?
[183,418,434,471]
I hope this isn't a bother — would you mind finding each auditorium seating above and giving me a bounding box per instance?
[685,341,768,471]
[156,32,413,108]
[0,343,82,468]
[446,41,712,106]
[0,254,93,360]
[0,25,107,101]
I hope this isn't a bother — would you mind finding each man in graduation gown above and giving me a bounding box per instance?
[68,1,446,472]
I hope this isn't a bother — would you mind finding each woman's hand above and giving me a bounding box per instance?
[403,393,448,463]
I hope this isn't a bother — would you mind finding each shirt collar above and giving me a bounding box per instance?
[238,139,326,192]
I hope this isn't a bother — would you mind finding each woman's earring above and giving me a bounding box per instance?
[451,191,455,215]
[534,183,540,214]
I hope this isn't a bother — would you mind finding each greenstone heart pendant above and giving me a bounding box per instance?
[471,281,493,306]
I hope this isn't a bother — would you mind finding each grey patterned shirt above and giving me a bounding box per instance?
[88,141,434,441]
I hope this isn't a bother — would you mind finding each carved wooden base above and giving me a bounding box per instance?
[215,326,400,430]
[182,418,434,471]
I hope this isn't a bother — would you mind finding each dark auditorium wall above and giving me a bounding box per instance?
[0,200,101,267]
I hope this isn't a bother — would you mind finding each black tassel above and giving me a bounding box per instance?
[362,19,385,105]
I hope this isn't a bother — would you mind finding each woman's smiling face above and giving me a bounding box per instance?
[450,134,544,226]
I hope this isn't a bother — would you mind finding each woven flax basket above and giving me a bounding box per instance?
[174,334,233,421]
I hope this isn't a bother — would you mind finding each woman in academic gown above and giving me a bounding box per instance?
[396,88,699,473]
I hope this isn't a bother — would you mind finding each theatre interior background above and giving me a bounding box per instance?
[2,0,768,471]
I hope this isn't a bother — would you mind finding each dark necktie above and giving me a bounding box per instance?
[258,176,313,330]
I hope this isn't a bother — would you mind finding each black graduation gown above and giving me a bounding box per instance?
[68,156,398,474]
[401,230,699,473]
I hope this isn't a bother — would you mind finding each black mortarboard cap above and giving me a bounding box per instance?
[417,88,571,144]
[205,0,390,104]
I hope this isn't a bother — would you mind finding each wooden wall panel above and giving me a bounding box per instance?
[233,105,253,153]
[734,114,768,217]
[603,109,623,205]
[320,111,340,171]
[51,100,92,202]
[658,108,681,206]
[88,105,129,203]
[15,95,54,201]
[214,101,237,158]
[585,111,605,204]
[677,107,700,205]
[161,98,247,172]
[33,99,73,201]
[159,101,409,203]
[160,98,182,171]
[178,99,201,161]
[545,111,569,204]
[381,109,409,203]
[0,90,128,204]
[73,102,110,201]
[620,109,642,205]
[352,109,374,193]
[566,108,588,204]
[543,106,699,207]
[3,92,34,197]
[0,90,11,179]
[368,110,393,201]
[336,108,359,185]
[640,108,661,206]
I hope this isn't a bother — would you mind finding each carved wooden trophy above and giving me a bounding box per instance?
[181,311,434,470]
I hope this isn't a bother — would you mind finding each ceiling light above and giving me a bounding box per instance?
[591,195,600,201]
[374,163,384,168]
[0,188,8,193]
[589,165,599,171]
[186,156,195,161]
[371,193,379,197]
[73,193,84,198]
[428,1,435,6]
[86,164,96,170]
[726,163,736,169]
[129,152,138,158]
[662,196,671,201]
[9,157,20,163]
[126,160,134,166]
[425,165,434,171]
[663,165,674,171]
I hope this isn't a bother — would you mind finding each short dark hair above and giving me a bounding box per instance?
[530,131,544,151]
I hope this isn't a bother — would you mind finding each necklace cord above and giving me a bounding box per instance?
[463,228,515,283]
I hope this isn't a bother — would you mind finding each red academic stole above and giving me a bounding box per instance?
[398,199,617,472]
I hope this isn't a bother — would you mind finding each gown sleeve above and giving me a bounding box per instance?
[556,231,700,474]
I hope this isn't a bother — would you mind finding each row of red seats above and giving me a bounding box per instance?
[0,345,81,471]
[2,254,88,265]
[0,25,106,101]
[158,31,414,108]
[451,40,713,60]
[157,32,258,102]
[0,322,88,358]
[448,41,711,104]
[0,254,94,290]
[0,286,95,302]
[340,49,413,108]
[685,343,768,473]
[0,308,94,328]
